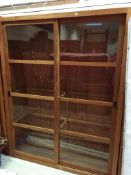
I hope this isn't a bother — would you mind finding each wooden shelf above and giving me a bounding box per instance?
[11,88,54,96]
[60,118,111,138]
[11,91,113,107]
[60,90,113,102]
[13,122,54,134]
[9,59,54,65]
[60,130,110,144]
[13,112,111,139]
[11,92,54,101]
[60,116,111,128]
[60,61,116,67]
[31,112,111,128]
[15,132,55,160]
[60,160,107,175]
[15,150,55,165]
[60,97,113,107]
[14,113,54,129]
[60,52,109,58]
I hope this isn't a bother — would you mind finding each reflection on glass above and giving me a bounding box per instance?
[7,24,54,60]
[60,102,112,138]
[13,97,54,129]
[61,66,114,101]
[60,21,119,62]
[10,64,54,96]
[60,135,109,173]
[14,127,54,159]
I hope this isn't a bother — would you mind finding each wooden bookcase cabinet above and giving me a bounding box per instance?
[0,14,125,175]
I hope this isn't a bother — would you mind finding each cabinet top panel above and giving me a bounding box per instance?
[0,7,127,24]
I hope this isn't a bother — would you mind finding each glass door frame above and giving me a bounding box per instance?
[0,14,125,175]
[59,14,125,174]
[0,19,60,165]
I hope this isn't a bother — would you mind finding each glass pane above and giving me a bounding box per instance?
[61,66,114,101]
[13,97,54,129]
[10,64,54,96]
[60,21,119,62]
[60,102,112,138]
[14,127,54,159]
[60,135,109,173]
[7,24,54,60]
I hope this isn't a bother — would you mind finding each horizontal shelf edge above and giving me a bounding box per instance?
[60,61,116,67]
[15,150,55,165]
[31,112,111,128]
[60,130,110,144]
[60,97,113,107]
[11,92,54,101]
[13,122,54,134]
[4,20,57,26]
[8,59,54,65]
[61,117,111,128]
[60,161,107,175]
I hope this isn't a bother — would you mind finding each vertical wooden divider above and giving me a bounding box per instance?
[0,20,7,139]
[54,20,60,164]
[108,16,125,174]
[0,23,15,155]
[0,59,7,139]
[111,14,129,175]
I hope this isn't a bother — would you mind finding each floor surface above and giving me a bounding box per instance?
[0,154,76,175]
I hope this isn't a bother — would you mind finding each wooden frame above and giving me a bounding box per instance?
[8,59,54,65]
[54,21,60,164]
[60,61,116,67]
[0,8,129,175]
[0,18,5,138]
[0,7,130,23]
[111,12,130,175]
[60,97,113,107]
[0,50,7,139]
[108,15,125,173]
[59,15,125,175]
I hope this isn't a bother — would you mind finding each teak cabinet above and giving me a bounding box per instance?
[0,14,126,175]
